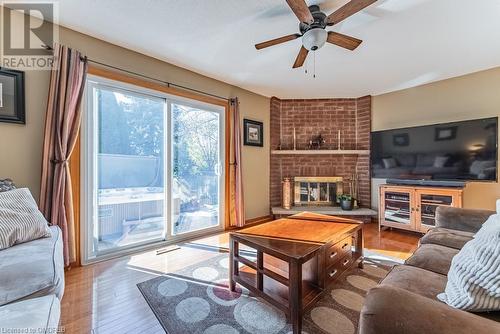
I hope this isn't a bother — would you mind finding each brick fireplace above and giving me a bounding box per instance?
[270,96,372,209]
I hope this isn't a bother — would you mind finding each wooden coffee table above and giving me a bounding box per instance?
[229,212,363,334]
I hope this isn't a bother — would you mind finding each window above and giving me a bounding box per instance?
[82,74,225,262]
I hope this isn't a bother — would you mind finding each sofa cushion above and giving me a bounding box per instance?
[359,286,500,334]
[416,153,437,167]
[0,188,52,250]
[420,227,474,250]
[0,295,60,333]
[405,244,459,275]
[381,265,447,301]
[0,226,64,306]
[395,154,416,167]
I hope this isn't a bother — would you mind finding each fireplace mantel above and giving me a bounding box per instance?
[271,149,370,155]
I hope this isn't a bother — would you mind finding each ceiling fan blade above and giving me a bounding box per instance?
[255,34,301,50]
[326,0,377,25]
[327,31,362,50]
[286,0,314,24]
[293,46,309,68]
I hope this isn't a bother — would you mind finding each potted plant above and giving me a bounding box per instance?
[337,194,354,211]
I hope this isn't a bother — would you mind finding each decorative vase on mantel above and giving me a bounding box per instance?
[282,177,292,209]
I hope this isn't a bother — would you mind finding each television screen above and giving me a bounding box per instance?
[371,117,498,181]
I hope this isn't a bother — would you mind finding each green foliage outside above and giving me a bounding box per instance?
[98,88,219,185]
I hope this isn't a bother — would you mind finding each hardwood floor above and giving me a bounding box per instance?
[364,223,420,260]
[60,223,419,333]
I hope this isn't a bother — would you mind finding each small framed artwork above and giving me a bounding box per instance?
[393,133,409,146]
[0,68,25,124]
[435,126,457,141]
[243,119,263,147]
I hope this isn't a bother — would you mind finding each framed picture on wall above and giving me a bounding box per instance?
[0,68,25,124]
[243,119,263,147]
[435,126,457,141]
[393,133,409,146]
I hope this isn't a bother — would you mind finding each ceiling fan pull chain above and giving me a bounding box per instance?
[313,51,316,78]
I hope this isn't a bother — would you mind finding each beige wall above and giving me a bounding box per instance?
[0,19,270,219]
[372,67,500,211]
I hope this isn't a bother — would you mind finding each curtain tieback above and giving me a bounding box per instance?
[51,159,69,165]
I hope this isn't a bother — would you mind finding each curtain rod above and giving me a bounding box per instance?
[42,45,230,102]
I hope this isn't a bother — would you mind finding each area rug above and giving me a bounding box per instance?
[137,251,399,334]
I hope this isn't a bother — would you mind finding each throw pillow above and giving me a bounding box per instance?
[474,212,499,240]
[437,213,500,311]
[0,179,16,192]
[433,156,449,168]
[0,188,51,250]
[382,158,397,169]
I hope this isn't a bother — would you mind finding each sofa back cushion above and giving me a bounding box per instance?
[438,212,500,311]
[0,188,51,250]
[395,154,416,167]
[416,153,437,167]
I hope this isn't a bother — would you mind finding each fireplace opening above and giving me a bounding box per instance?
[293,177,343,206]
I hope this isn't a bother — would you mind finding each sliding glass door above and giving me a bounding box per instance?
[171,103,222,235]
[83,76,224,262]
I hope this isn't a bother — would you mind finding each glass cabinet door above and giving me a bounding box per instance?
[416,190,458,232]
[381,188,414,230]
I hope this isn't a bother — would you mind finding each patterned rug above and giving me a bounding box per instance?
[137,251,399,334]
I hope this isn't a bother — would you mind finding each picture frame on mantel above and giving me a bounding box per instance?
[0,68,25,124]
[243,119,263,147]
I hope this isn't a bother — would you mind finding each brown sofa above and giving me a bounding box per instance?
[359,206,500,334]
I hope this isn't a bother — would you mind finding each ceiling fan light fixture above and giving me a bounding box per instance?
[302,28,327,51]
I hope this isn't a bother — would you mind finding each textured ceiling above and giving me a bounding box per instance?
[38,0,500,98]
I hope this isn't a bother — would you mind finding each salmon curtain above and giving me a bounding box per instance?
[40,44,87,266]
[229,98,245,227]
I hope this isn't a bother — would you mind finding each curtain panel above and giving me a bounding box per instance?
[40,44,87,266]
[229,98,245,227]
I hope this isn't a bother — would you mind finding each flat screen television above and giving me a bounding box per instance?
[371,117,498,182]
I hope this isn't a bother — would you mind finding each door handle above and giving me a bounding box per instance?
[214,162,222,176]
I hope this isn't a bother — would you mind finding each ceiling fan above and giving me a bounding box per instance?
[255,0,377,68]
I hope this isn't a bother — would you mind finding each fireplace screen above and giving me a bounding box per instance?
[294,177,343,206]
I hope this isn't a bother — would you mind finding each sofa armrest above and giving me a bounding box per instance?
[359,285,500,334]
[435,206,494,233]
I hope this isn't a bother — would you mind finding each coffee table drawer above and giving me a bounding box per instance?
[326,252,355,283]
[326,236,352,267]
